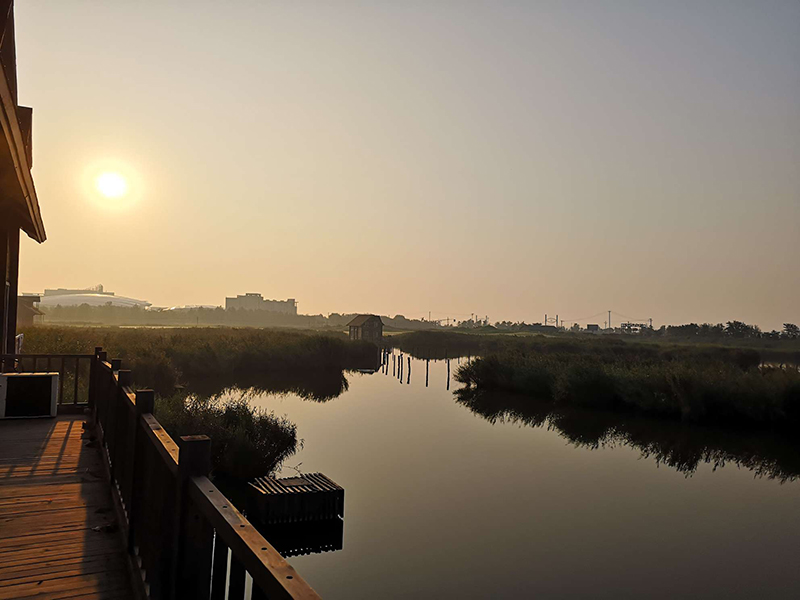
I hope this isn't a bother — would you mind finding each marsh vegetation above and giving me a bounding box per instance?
[20,326,376,477]
[21,326,376,394]
[455,350,800,429]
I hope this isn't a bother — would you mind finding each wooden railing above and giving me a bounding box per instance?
[87,347,320,600]
[0,353,94,408]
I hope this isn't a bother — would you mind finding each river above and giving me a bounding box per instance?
[220,353,800,599]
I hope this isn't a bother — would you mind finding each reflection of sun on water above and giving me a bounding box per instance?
[95,172,127,199]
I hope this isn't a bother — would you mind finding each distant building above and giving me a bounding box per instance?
[16,296,43,328]
[37,286,150,308]
[225,293,297,315]
[586,324,600,333]
[43,284,112,297]
[348,314,384,343]
[620,322,650,334]
[166,305,219,311]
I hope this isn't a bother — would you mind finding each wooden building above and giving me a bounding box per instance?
[348,314,384,343]
[0,0,45,357]
[16,294,42,328]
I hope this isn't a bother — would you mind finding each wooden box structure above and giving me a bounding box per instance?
[248,473,344,524]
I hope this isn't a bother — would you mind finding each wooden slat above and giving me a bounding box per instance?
[0,555,127,587]
[0,354,95,359]
[228,556,246,599]
[0,415,133,599]
[210,537,229,600]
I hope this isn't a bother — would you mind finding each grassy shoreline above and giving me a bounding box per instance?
[388,330,800,364]
[20,326,377,394]
[19,325,377,478]
[455,351,800,429]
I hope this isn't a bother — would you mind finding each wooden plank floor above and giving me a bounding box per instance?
[0,415,134,599]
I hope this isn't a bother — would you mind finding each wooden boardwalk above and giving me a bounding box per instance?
[0,415,134,599]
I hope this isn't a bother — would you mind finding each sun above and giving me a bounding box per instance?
[95,172,128,199]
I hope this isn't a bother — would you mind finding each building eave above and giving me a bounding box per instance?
[0,1,45,243]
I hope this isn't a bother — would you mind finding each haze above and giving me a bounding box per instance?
[15,1,800,330]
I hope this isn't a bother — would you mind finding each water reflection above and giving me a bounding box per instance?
[190,369,349,402]
[456,388,800,482]
[254,518,344,558]
[382,349,454,390]
[229,356,800,598]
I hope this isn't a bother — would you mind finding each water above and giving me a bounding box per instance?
[223,355,800,599]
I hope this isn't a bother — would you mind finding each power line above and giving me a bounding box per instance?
[612,310,651,322]
[558,311,606,324]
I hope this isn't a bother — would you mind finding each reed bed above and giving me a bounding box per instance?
[19,325,376,477]
[20,325,376,394]
[389,330,772,368]
[456,351,800,428]
[155,393,299,479]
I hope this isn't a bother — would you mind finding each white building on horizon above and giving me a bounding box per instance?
[225,293,297,315]
[35,285,151,308]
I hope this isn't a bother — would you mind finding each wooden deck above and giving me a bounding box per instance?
[0,415,134,599]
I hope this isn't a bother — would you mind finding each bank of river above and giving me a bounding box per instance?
[218,353,799,599]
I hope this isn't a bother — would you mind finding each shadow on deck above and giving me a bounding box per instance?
[0,414,133,599]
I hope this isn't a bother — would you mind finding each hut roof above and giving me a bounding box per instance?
[347,314,382,327]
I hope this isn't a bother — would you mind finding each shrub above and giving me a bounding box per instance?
[155,393,299,479]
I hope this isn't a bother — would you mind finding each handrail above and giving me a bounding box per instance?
[189,477,319,600]
[1,352,95,407]
[1,353,94,358]
[88,347,320,599]
[140,413,180,473]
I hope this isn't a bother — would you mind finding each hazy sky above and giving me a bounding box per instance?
[15,1,800,329]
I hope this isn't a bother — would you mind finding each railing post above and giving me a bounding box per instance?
[128,389,154,554]
[118,369,132,387]
[115,370,133,479]
[107,367,130,480]
[96,351,109,436]
[172,435,213,600]
[88,347,102,419]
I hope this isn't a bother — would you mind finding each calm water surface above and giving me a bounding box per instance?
[228,355,799,599]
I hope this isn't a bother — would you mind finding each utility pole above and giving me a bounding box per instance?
[649,318,653,329]
[556,315,559,328]
[608,310,612,330]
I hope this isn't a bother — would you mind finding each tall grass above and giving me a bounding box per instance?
[154,393,299,479]
[19,326,373,478]
[456,351,800,429]
[20,326,377,395]
[390,330,768,367]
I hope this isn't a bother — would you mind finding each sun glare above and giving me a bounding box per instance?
[96,172,128,199]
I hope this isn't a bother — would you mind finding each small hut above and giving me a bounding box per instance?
[16,296,43,328]
[347,314,383,343]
